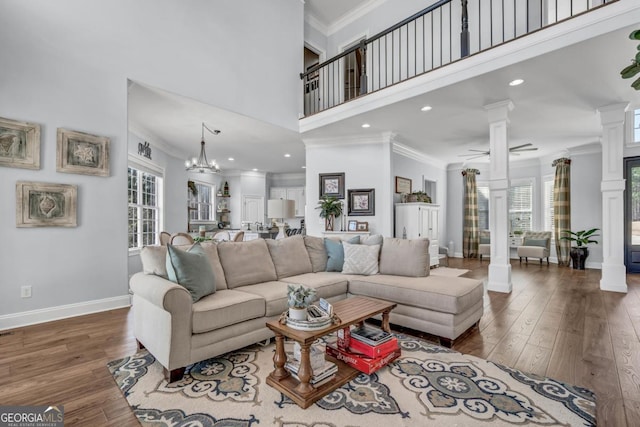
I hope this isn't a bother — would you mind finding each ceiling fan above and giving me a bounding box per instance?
[459,143,538,160]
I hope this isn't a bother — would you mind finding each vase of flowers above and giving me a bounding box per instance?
[287,284,316,320]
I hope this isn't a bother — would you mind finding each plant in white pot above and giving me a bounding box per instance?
[287,284,316,320]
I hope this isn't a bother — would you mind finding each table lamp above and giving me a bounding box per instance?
[267,199,295,239]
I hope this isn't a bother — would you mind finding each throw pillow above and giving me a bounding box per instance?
[379,237,430,277]
[166,242,216,302]
[479,237,490,244]
[342,242,380,275]
[524,238,547,247]
[324,236,360,272]
[140,245,168,277]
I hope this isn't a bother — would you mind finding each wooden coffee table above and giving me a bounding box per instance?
[265,296,396,409]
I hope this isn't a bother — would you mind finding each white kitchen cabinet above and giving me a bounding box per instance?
[270,187,305,217]
[394,203,440,267]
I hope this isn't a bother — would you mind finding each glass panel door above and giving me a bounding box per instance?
[625,157,640,272]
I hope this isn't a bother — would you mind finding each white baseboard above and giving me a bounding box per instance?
[0,295,131,331]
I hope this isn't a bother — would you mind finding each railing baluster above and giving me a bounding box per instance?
[300,0,614,116]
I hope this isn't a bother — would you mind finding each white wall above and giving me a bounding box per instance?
[0,0,303,324]
[305,139,392,237]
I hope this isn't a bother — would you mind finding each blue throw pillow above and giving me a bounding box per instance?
[166,242,216,302]
[524,238,547,247]
[324,236,360,272]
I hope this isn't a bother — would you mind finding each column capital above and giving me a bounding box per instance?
[597,102,629,126]
[484,100,515,123]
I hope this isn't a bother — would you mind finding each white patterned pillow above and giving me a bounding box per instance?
[342,242,380,275]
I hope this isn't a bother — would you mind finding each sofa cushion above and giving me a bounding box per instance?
[192,289,265,333]
[234,281,290,316]
[518,246,549,257]
[325,236,360,272]
[217,239,277,288]
[304,236,328,272]
[140,245,169,277]
[266,235,313,279]
[348,274,484,315]
[342,242,380,275]
[360,234,383,246]
[379,238,430,277]
[166,243,216,302]
[280,272,349,299]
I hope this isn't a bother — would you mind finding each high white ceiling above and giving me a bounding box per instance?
[305,0,372,30]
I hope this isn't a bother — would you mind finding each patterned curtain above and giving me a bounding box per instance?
[462,169,480,258]
[553,158,571,266]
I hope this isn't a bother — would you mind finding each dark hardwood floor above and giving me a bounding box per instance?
[1,258,639,426]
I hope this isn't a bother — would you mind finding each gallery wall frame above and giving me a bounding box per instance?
[319,172,345,199]
[348,188,375,216]
[347,219,358,231]
[395,176,412,194]
[0,116,41,170]
[57,128,110,176]
[356,221,369,231]
[16,181,78,228]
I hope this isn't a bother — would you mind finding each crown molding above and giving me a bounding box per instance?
[269,172,306,180]
[303,131,394,147]
[326,0,389,36]
[392,142,444,169]
[304,13,328,35]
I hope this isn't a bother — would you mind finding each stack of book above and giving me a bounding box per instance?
[285,356,337,387]
[326,325,401,374]
[285,343,337,387]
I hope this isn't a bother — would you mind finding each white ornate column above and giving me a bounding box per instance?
[598,103,629,293]
[485,100,514,293]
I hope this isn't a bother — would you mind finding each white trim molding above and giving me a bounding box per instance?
[0,295,131,331]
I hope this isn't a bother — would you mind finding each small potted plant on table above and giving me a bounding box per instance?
[561,228,600,270]
[287,285,317,320]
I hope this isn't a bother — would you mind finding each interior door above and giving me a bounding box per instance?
[242,195,264,225]
[625,157,640,272]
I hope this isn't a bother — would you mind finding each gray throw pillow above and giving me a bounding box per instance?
[166,242,216,302]
[524,238,547,247]
[479,237,490,244]
[342,242,380,275]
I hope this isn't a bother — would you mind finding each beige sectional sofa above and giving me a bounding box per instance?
[130,235,484,382]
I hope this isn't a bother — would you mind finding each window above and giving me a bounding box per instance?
[477,185,490,230]
[635,109,640,143]
[509,181,533,233]
[543,178,554,232]
[128,165,163,250]
[188,181,214,222]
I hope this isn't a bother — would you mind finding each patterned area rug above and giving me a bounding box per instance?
[107,335,596,427]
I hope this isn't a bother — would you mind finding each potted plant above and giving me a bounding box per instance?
[316,195,343,231]
[406,191,432,203]
[287,284,317,320]
[561,228,600,270]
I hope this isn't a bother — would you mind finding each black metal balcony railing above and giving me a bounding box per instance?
[301,0,615,117]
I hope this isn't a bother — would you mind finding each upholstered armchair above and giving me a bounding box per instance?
[478,230,490,262]
[517,231,552,265]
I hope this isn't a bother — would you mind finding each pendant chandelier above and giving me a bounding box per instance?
[185,123,221,173]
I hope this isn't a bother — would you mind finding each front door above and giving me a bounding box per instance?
[624,157,640,272]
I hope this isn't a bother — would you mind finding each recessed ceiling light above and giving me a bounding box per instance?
[361,123,371,128]
[228,157,234,161]
[421,105,432,111]
[509,78,524,86]
[252,168,258,171]
[284,153,291,158]
[301,166,306,169]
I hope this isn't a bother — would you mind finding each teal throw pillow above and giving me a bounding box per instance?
[166,242,216,302]
[524,238,547,247]
[324,236,360,272]
[479,237,490,244]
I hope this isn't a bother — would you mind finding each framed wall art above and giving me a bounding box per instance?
[319,172,345,199]
[347,219,358,231]
[57,128,110,176]
[348,188,375,216]
[395,176,412,194]
[0,116,40,170]
[356,221,369,231]
[16,181,78,228]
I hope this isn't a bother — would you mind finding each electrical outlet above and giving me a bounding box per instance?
[21,285,32,298]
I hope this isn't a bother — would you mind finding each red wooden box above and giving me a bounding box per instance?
[326,343,401,375]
